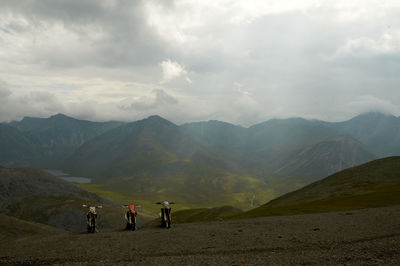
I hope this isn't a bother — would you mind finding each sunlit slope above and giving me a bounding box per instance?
[238,156,400,218]
[80,169,276,212]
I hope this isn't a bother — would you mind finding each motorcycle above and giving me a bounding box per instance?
[82,204,102,233]
[123,204,140,231]
[156,201,175,228]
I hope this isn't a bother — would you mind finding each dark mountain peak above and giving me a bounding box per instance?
[20,113,75,124]
[49,113,74,120]
[140,115,177,127]
[147,114,165,121]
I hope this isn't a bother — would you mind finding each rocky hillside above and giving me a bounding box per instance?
[0,166,125,231]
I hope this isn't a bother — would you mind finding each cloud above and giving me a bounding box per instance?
[159,59,191,84]
[119,89,178,111]
[0,80,12,98]
[0,1,400,125]
[346,95,400,115]
[329,30,400,59]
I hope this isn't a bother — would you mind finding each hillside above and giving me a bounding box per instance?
[0,167,129,231]
[172,205,243,224]
[239,156,400,218]
[0,124,39,167]
[273,135,377,180]
[0,213,66,240]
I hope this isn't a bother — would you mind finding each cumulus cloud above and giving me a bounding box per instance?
[159,59,191,84]
[329,30,400,59]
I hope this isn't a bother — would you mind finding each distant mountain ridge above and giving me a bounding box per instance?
[1,112,399,209]
[4,113,124,167]
[323,112,400,157]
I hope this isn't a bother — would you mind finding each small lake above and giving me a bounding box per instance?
[44,169,92,184]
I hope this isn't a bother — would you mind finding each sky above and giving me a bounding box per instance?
[0,0,400,126]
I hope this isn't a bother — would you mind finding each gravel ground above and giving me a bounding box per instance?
[1,205,400,265]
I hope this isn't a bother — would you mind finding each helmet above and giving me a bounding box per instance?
[89,206,96,214]
[129,205,136,214]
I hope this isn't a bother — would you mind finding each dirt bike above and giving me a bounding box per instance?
[82,204,102,233]
[156,201,175,228]
[123,204,140,231]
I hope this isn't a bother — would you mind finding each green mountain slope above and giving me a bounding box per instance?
[239,156,400,218]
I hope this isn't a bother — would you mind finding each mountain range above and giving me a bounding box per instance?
[1,111,399,209]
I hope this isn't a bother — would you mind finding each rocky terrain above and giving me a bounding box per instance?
[1,205,399,265]
[0,167,132,231]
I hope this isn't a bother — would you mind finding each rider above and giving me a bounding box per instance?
[161,201,171,222]
[86,206,97,225]
[125,204,137,220]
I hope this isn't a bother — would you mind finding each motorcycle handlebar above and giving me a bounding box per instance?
[82,204,102,209]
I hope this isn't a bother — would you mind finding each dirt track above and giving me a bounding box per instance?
[1,205,400,265]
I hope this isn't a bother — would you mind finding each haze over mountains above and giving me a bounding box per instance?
[1,111,399,209]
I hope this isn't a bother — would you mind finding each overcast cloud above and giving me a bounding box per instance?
[0,0,399,125]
